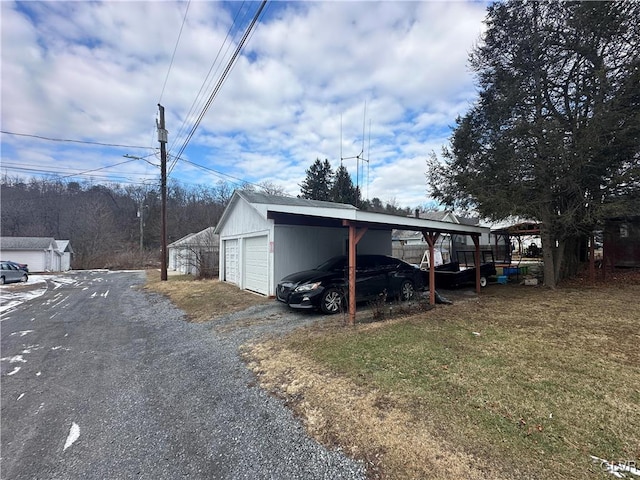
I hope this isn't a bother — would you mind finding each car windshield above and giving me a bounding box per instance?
[315,256,347,272]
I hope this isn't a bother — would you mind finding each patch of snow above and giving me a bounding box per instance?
[63,423,80,451]
[1,355,27,363]
[10,330,34,337]
[6,366,21,376]
[17,393,25,401]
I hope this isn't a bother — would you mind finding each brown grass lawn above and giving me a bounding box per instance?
[144,270,269,322]
[244,281,640,480]
[144,269,639,479]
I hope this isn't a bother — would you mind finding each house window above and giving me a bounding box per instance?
[620,224,629,238]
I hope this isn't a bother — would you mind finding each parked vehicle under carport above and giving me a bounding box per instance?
[276,254,424,314]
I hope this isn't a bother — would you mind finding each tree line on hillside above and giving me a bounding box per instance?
[0,168,418,270]
[0,176,234,269]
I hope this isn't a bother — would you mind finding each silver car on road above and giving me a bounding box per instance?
[0,261,28,284]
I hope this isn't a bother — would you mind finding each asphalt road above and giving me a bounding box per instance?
[0,271,365,480]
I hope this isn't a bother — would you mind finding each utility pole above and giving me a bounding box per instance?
[138,199,147,253]
[157,104,168,281]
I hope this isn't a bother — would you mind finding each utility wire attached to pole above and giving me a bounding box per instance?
[169,0,268,175]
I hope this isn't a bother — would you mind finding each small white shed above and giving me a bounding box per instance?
[168,226,219,276]
[0,237,68,272]
[55,240,74,271]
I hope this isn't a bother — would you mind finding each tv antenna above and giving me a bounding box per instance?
[340,101,371,205]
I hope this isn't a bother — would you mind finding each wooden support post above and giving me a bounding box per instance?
[422,231,439,305]
[345,221,368,325]
[472,235,481,294]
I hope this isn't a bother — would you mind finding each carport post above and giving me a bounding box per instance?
[472,235,481,294]
[422,231,439,305]
[345,221,367,325]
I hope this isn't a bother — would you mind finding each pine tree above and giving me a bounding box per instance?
[299,158,333,201]
[428,0,640,286]
[331,165,360,206]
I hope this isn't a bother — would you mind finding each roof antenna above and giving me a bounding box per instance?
[340,101,369,207]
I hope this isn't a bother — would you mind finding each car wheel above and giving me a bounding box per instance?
[0,276,5,285]
[320,288,343,314]
[480,276,487,287]
[399,280,415,301]
[21,274,28,283]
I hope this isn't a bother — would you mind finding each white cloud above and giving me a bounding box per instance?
[1,0,487,207]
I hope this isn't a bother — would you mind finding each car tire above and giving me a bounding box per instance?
[480,276,487,287]
[0,276,5,285]
[320,288,343,315]
[21,274,28,283]
[399,280,415,301]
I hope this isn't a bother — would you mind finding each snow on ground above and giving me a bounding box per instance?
[0,274,80,317]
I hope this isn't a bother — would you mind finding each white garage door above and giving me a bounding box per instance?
[224,239,238,284]
[243,236,268,295]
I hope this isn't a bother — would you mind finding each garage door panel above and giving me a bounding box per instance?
[244,236,268,295]
[225,239,238,284]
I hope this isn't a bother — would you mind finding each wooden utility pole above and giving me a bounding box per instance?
[157,104,168,281]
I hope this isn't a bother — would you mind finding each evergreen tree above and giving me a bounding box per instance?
[331,164,361,206]
[299,158,333,201]
[428,0,640,287]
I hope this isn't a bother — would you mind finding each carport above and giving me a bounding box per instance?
[266,206,490,325]
[341,213,488,325]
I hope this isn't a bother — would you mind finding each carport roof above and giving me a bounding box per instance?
[216,191,489,237]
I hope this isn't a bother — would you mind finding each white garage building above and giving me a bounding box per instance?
[0,237,73,272]
[215,191,392,296]
[215,191,491,302]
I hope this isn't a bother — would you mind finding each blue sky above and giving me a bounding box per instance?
[1,1,487,208]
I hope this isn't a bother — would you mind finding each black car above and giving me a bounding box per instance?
[276,254,424,314]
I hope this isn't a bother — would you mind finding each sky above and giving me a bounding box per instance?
[1,0,488,209]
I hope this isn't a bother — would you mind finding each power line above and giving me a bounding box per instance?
[0,162,159,178]
[179,157,260,188]
[167,1,252,172]
[0,130,156,150]
[158,0,191,105]
[169,0,268,175]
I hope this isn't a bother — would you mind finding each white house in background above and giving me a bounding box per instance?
[168,226,219,276]
[215,191,491,298]
[0,237,72,272]
[55,240,74,271]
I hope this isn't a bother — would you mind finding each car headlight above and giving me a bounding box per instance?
[295,282,321,292]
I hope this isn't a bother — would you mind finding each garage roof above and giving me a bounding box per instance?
[0,237,60,251]
[216,191,490,237]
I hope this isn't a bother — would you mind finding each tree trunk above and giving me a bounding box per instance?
[539,219,557,288]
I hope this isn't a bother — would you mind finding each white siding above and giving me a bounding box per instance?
[243,235,268,295]
[9,251,46,272]
[273,226,392,286]
[217,200,270,237]
[60,252,72,271]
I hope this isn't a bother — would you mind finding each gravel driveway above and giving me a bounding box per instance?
[1,271,366,480]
